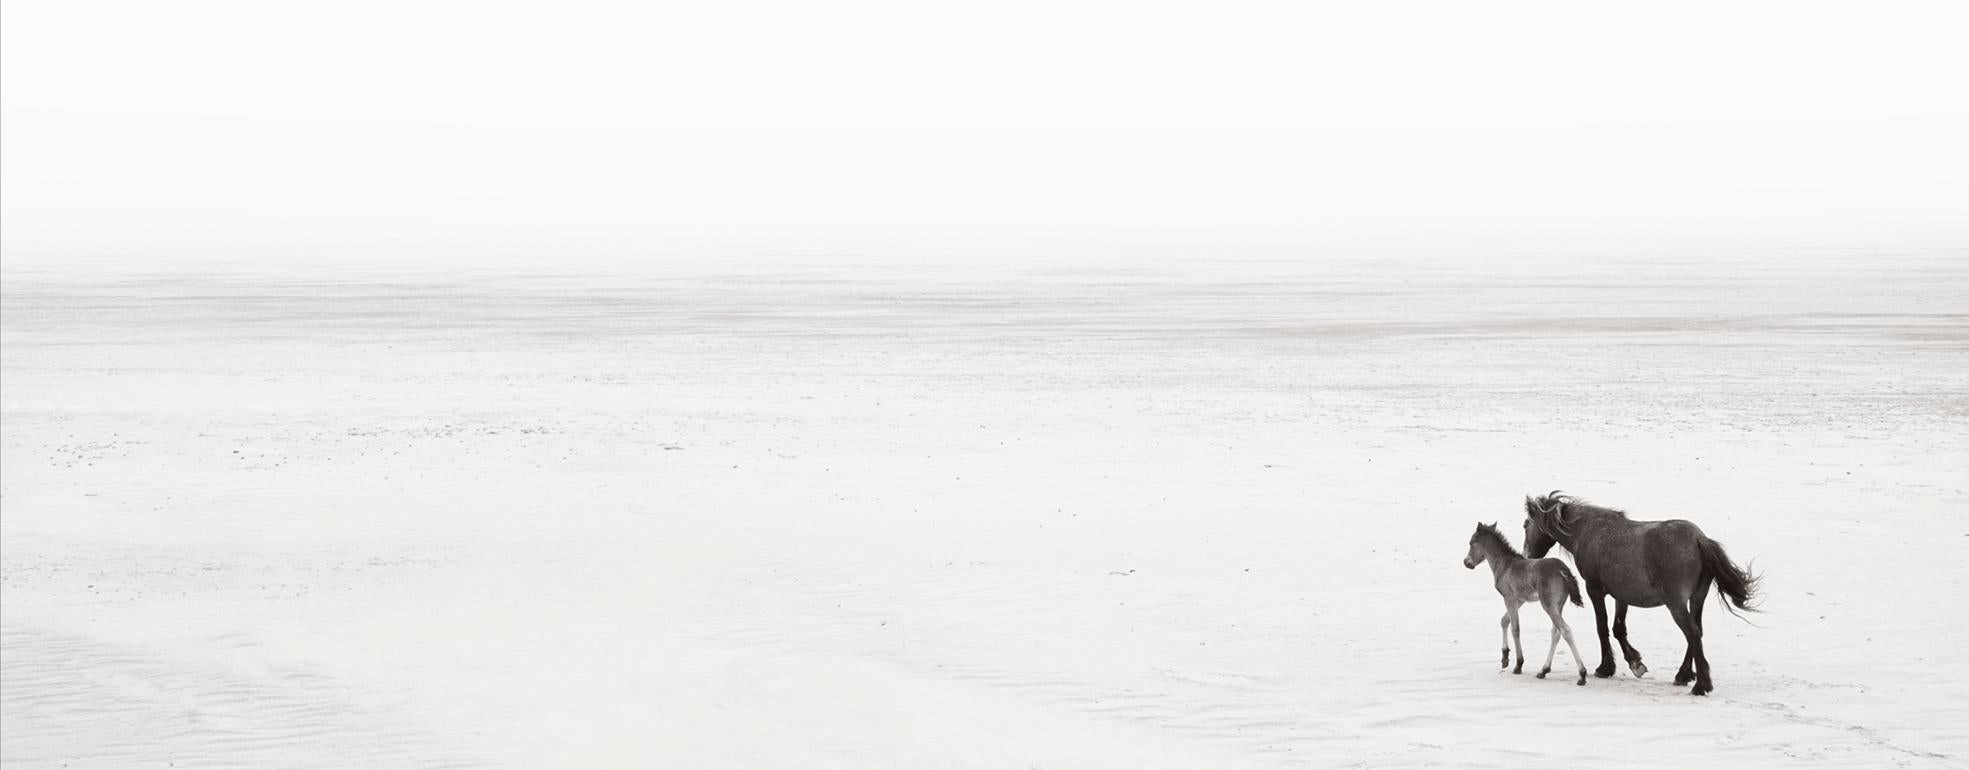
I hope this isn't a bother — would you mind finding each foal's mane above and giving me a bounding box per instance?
[1474,522,1523,558]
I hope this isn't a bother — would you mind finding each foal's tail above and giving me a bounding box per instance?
[1557,562,1584,608]
[1698,536,1762,618]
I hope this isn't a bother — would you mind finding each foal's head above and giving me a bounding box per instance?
[1464,522,1517,568]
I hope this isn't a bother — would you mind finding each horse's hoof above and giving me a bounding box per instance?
[1594,664,1617,678]
[1692,682,1713,696]
[1629,661,1648,678]
[1674,672,1694,686]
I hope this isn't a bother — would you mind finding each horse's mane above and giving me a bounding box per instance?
[1527,491,1630,540]
[1474,522,1523,558]
[1534,492,1629,521]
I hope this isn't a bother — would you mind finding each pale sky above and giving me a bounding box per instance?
[3,1,1965,266]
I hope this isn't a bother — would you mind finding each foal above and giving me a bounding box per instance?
[1464,522,1588,685]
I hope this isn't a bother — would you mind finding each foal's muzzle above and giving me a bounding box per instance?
[1462,557,1476,569]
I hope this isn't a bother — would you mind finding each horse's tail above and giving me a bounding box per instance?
[1557,561,1584,608]
[1698,536,1762,618]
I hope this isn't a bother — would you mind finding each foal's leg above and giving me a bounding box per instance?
[1499,610,1512,669]
[1588,583,1617,678]
[1560,614,1588,686]
[1676,576,1713,686]
[1665,597,1711,695]
[1509,605,1526,675]
[1537,595,1564,679]
[1612,600,1648,677]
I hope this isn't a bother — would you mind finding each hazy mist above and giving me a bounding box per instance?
[4,1,1964,267]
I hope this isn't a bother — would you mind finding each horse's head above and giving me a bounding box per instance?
[1464,522,1495,568]
[1522,492,1568,557]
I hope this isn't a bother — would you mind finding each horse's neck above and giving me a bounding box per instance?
[1484,548,1521,581]
[1571,508,1622,536]
[1557,509,1622,553]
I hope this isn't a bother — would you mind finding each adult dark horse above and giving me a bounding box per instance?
[1522,492,1760,695]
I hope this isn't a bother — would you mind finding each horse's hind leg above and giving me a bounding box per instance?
[1666,598,1711,695]
[1538,596,1564,679]
[1542,596,1588,686]
[1612,600,1648,678]
[1509,606,1526,674]
[1561,617,1587,686]
[1676,576,1712,686]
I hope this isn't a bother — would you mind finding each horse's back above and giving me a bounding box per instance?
[1645,517,1708,540]
[1526,558,1578,604]
[1583,518,1708,605]
[1641,519,1708,562]
[1529,557,1573,583]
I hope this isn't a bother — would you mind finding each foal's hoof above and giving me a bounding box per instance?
[1576,673,1587,686]
[1536,667,1549,679]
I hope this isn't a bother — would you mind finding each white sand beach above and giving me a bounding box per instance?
[3,253,1965,768]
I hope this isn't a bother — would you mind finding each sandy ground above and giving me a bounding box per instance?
[3,254,1966,768]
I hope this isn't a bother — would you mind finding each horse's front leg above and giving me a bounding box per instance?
[1612,600,1648,678]
[1588,583,1617,678]
[1499,611,1511,669]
